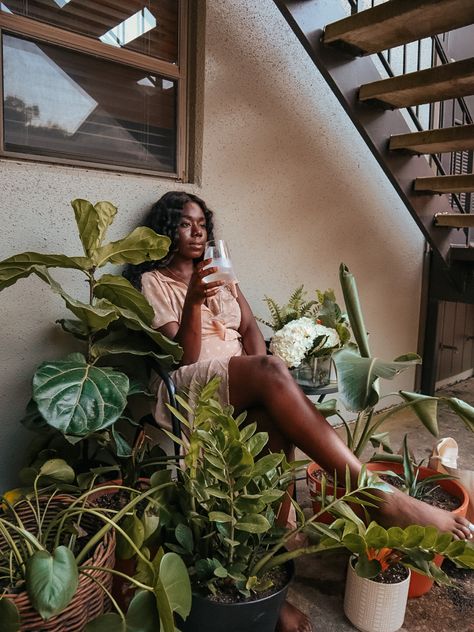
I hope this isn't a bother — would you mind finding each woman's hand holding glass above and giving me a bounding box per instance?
[203,240,236,313]
[188,259,224,305]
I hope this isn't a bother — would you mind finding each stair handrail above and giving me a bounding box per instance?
[345,0,470,216]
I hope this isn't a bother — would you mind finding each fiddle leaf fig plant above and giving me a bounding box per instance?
[0,198,182,446]
[328,264,474,458]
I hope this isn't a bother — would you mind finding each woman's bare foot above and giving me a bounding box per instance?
[376,487,473,540]
[276,601,312,632]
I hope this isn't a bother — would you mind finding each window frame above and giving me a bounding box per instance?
[0,1,190,180]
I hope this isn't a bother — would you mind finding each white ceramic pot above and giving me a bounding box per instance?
[344,557,410,632]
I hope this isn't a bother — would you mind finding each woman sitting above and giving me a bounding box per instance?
[126,191,473,632]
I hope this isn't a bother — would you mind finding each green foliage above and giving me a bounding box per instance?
[330,264,474,457]
[26,547,79,619]
[257,285,318,331]
[0,198,182,478]
[257,286,351,346]
[374,435,457,502]
[157,379,396,599]
[307,519,474,583]
[0,464,191,632]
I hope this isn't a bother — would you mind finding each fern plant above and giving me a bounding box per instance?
[257,285,319,331]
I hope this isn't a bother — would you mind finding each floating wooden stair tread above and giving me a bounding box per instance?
[414,174,474,193]
[434,213,474,228]
[390,124,474,155]
[359,58,474,108]
[323,0,474,56]
[449,245,474,262]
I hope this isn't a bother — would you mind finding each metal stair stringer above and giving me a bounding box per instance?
[273,0,466,266]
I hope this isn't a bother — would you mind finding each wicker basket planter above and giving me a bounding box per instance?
[0,495,116,631]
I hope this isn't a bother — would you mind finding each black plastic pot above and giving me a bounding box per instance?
[180,561,294,632]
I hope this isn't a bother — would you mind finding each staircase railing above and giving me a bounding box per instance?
[345,0,473,220]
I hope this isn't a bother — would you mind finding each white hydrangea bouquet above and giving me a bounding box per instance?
[258,286,350,383]
[269,317,341,368]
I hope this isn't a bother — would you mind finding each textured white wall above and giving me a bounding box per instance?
[0,0,424,489]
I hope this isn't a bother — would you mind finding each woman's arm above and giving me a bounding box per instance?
[236,287,267,356]
[159,260,224,366]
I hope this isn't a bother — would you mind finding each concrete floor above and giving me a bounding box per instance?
[290,377,474,632]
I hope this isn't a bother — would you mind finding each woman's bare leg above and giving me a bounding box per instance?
[228,355,473,540]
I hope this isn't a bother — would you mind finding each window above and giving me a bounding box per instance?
[0,1,190,178]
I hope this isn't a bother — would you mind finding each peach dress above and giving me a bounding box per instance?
[141,269,243,429]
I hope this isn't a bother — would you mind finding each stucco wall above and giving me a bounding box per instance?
[0,0,424,489]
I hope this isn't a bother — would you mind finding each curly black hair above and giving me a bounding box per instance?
[124,191,214,289]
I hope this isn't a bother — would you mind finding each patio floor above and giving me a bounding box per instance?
[291,377,474,632]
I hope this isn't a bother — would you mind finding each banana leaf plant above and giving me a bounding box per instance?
[323,263,474,458]
[0,461,191,632]
[0,198,182,466]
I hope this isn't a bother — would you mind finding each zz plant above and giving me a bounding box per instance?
[152,379,395,599]
[0,199,181,454]
[306,518,474,584]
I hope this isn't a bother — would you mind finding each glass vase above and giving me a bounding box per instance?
[293,355,331,388]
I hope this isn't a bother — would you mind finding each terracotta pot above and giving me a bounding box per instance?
[308,460,469,598]
[306,462,346,523]
[366,461,469,598]
[344,556,410,632]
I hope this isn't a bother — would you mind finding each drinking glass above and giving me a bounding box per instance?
[203,239,236,312]
[203,240,236,284]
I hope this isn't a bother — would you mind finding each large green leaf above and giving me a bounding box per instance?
[33,355,129,435]
[38,458,75,483]
[84,591,161,632]
[90,330,176,366]
[112,306,182,362]
[0,254,90,290]
[71,199,117,256]
[0,598,20,632]
[56,319,90,340]
[34,268,119,331]
[314,398,338,418]
[399,391,439,436]
[333,347,421,412]
[63,297,119,331]
[339,263,371,358]
[92,228,170,267]
[94,274,155,324]
[158,552,192,620]
[26,547,78,620]
[116,515,145,560]
[235,514,271,534]
[84,613,123,632]
[445,397,474,432]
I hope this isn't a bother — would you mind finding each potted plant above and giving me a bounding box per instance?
[0,462,191,632]
[0,197,182,473]
[146,378,401,632]
[307,263,474,519]
[365,435,469,597]
[258,286,350,388]
[315,519,474,632]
